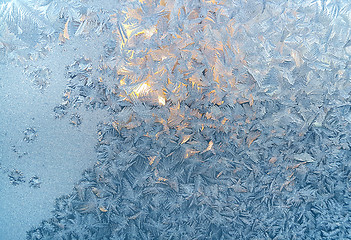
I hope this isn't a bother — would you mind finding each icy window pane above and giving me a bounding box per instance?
[1,0,351,239]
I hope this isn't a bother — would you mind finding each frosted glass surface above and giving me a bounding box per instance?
[1,0,351,239]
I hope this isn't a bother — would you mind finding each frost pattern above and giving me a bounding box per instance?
[0,0,82,61]
[17,0,351,239]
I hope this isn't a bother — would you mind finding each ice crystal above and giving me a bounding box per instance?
[25,66,51,91]
[29,175,41,188]
[8,169,25,185]
[23,127,37,143]
[70,113,82,127]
